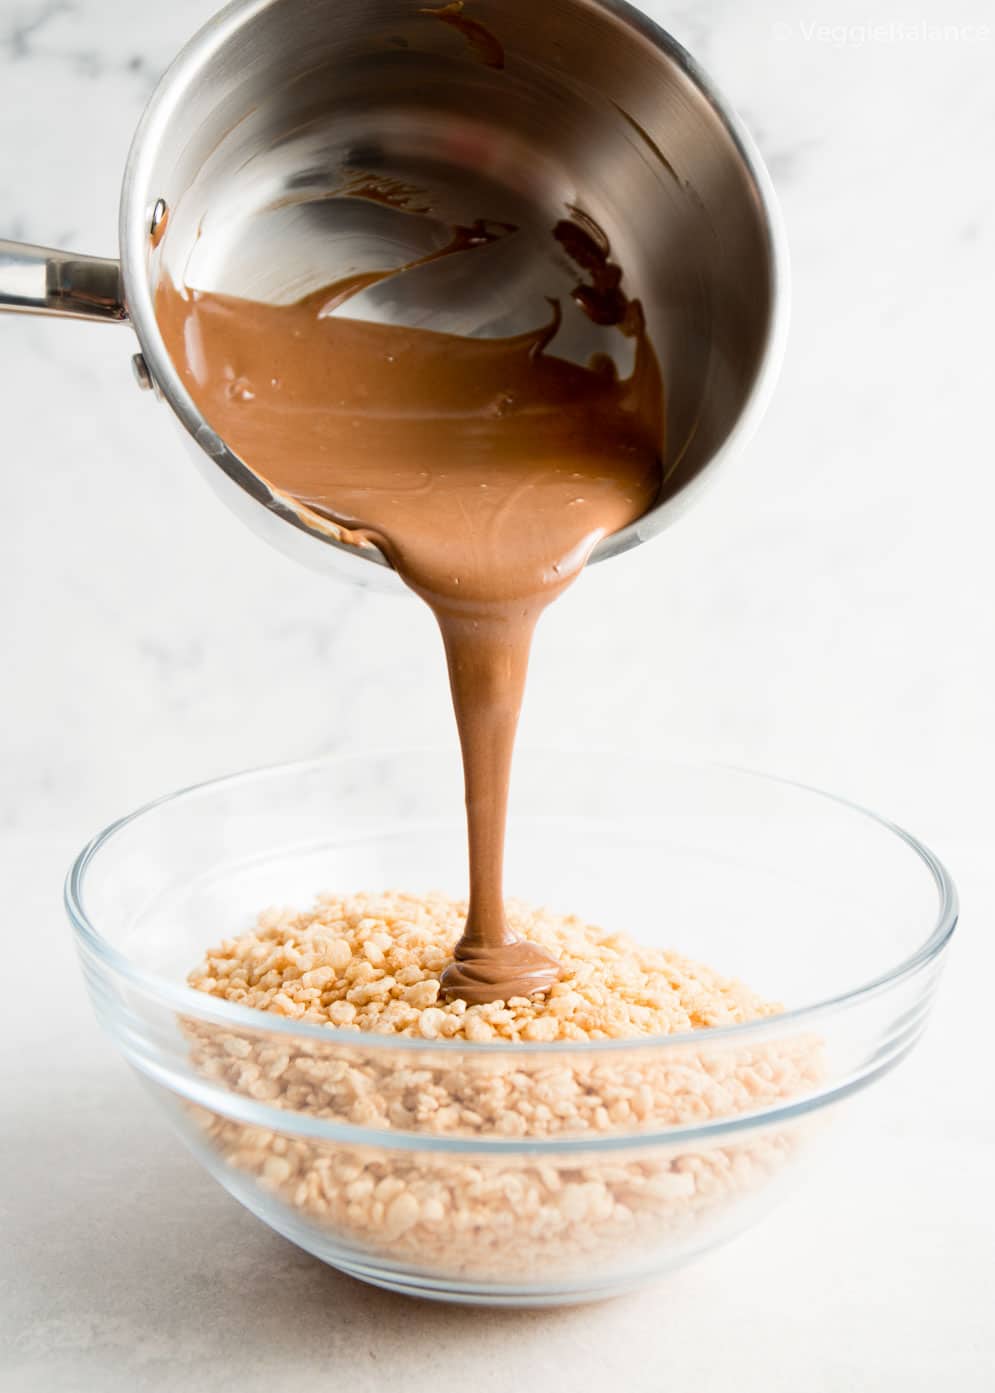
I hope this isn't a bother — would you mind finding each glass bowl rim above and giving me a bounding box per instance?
[65,748,958,1057]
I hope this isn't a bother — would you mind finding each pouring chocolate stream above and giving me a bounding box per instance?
[156,209,663,1003]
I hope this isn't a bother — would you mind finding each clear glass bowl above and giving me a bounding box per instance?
[65,751,956,1306]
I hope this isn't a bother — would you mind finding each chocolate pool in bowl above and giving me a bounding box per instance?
[66,751,956,1306]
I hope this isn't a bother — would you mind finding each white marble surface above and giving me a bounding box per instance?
[2,0,993,1387]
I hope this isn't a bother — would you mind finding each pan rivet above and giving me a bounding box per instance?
[131,353,154,392]
[150,198,168,240]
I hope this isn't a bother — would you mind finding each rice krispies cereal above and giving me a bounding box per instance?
[188,889,783,1042]
[184,892,821,1284]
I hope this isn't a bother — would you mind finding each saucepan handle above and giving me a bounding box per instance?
[0,240,128,323]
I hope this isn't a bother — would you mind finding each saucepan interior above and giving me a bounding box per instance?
[120,0,785,579]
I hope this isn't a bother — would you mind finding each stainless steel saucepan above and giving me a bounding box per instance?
[0,0,788,588]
